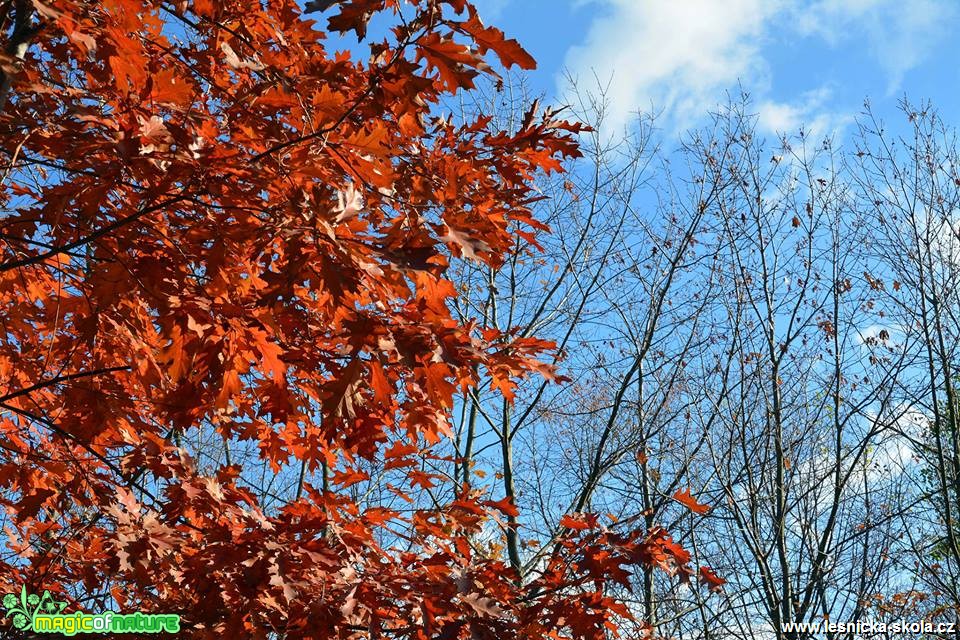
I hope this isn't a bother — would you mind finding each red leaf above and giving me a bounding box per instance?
[559,513,592,530]
[484,496,519,518]
[331,468,369,489]
[460,9,536,70]
[673,488,711,515]
[439,225,491,262]
[383,441,418,470]
[700,566,726,592]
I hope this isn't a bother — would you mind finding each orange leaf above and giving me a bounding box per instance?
[559,514,592,530]
[484,496,519,518]
[673,488,711,515]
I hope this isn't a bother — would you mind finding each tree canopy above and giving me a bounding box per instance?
[0,1,703,637]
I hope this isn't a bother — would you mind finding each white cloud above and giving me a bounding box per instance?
[912,207,960,274]
[561,0,782,134]
[854,323,906,351]
[472,0,510,20]
[860,404,924,480]
[560,0,953,135]
[791,0,954,91]
[757,86,854,140]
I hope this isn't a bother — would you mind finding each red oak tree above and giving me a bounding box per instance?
[0,0,707,637]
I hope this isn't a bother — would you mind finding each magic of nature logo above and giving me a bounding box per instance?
[2,586,180,635]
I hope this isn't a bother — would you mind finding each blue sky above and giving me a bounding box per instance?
[472,0,960,137]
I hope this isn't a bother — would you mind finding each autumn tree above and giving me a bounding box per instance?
[487,94,941,640]
[441,78,745,639]
[849,100,960,625]
[0,0,709,638]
